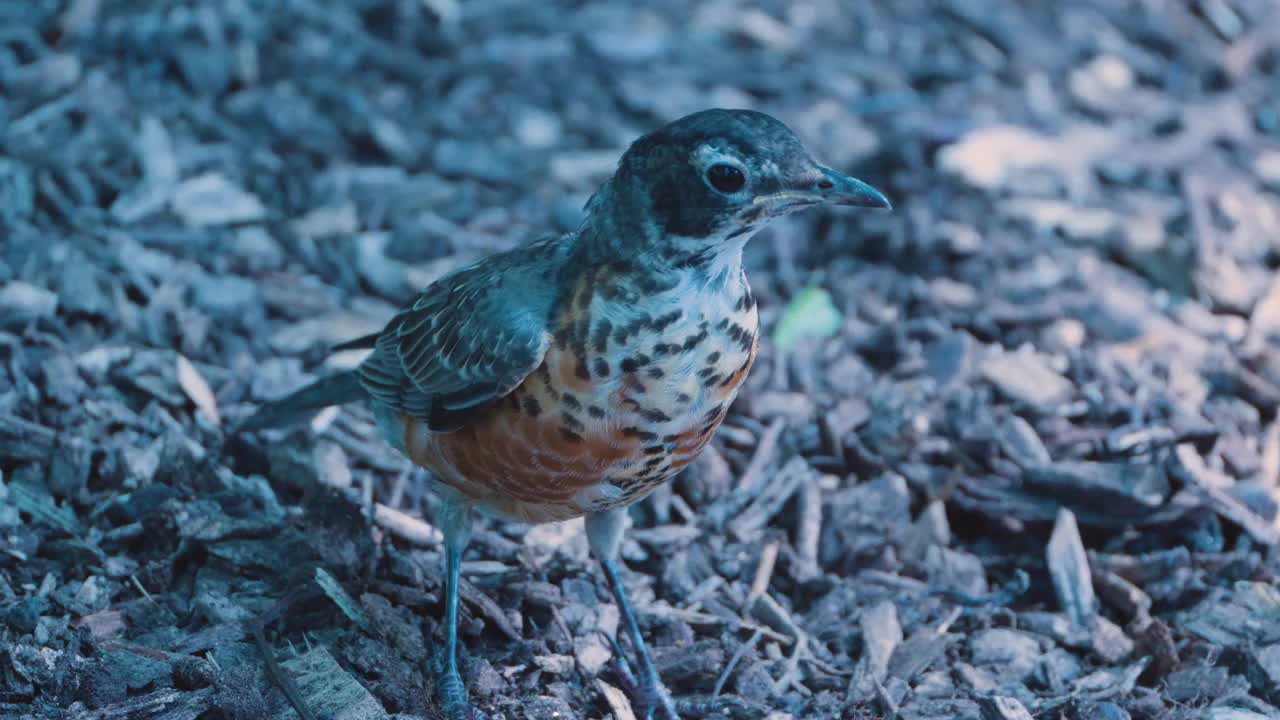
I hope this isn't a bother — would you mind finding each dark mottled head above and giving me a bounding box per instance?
[604,109,889,246]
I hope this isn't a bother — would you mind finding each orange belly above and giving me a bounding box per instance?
[411,409,624,519]
[396,354,745,523]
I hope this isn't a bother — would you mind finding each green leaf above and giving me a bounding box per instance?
[771,286,843,351]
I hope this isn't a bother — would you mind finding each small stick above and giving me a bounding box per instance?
[551,606,575,644]
[713,629,761,697]
[669,493,697,523]
[361,472,374,524]
[738,419,785,492]
[387,468,410,508]
[130,575,160,607]
[374,502,444,545]
[794,477,822,580]
[874,677,900,718]
[635,604,791,645]
[744,540,779,611]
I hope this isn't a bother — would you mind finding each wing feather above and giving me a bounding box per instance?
[356,236,564,432]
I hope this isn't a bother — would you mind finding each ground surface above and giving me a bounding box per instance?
[3,1,1280,719]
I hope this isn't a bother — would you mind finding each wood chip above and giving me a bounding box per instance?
[273,647,386,720]
[176,353,221,426]
[595,679,638,720]
[1047,507,1097,629]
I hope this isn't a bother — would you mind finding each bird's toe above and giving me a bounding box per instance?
[604,634,681,720]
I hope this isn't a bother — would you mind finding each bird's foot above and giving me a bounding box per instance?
[432,650,490,720]
[606,632,681,720]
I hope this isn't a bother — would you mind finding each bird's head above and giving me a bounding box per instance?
[597,109,890,261]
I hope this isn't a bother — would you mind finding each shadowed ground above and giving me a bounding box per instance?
[2,1,1280,718]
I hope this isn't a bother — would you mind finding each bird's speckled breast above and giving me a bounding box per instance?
[400,263,758,523]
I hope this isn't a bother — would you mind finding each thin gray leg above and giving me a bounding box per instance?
[437,493,478,720]
[586,508,681,720]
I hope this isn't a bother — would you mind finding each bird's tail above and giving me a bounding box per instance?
[236,371,366,432]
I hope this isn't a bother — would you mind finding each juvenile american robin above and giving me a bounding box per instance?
[239,108,890,719]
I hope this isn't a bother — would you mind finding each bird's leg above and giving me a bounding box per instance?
[435,492,484,720]
[586,508,681,720]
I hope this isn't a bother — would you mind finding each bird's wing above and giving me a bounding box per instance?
[356,238,563,432]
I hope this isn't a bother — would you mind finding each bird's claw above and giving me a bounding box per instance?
[437,672,491,720]
[432,648,491,720]
[606,632,682,720]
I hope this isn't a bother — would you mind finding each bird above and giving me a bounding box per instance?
[237,108,890,720]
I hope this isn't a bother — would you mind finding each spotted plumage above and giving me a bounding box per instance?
[239,108,890,720]
[373,244,759,523]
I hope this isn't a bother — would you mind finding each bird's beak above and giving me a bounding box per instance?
[753,166,892,214]
[813,166,892,209]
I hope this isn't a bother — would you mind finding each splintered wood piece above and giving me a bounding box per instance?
[1047,507,1097,629]
[272,647,387,720]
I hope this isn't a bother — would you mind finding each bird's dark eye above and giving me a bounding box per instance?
[706,164,746,193]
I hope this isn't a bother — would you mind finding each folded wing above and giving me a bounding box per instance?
[357,240,562,432]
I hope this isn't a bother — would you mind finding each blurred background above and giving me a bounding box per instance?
[3,1,1280,719]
